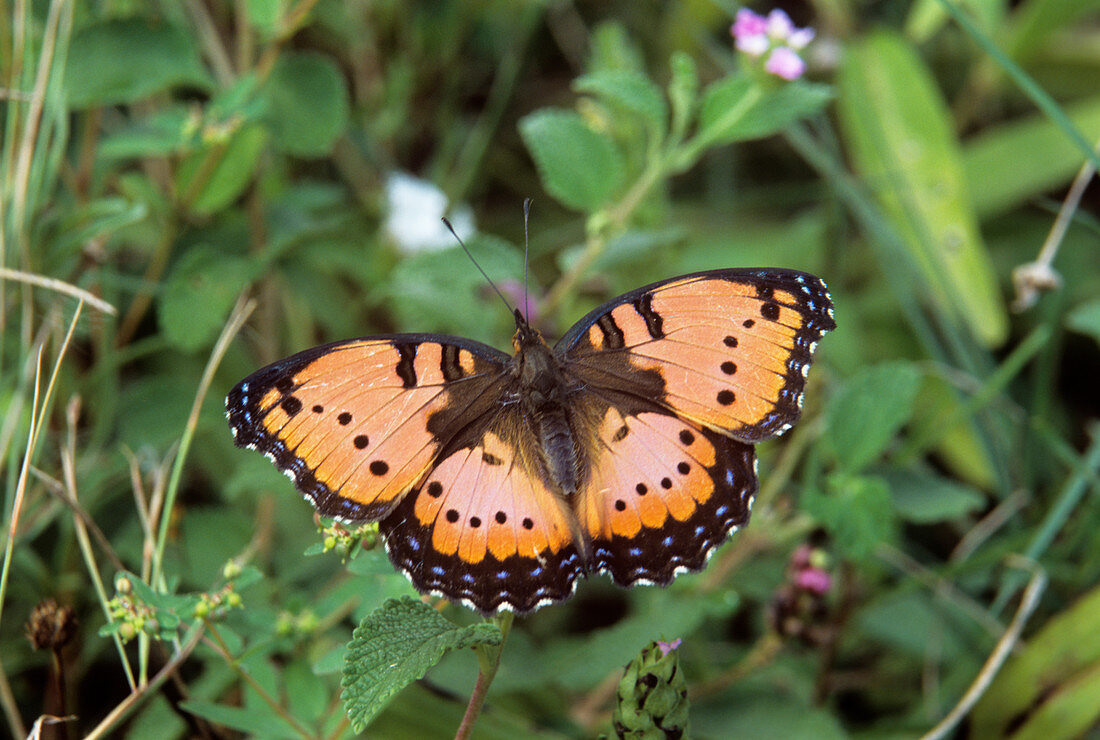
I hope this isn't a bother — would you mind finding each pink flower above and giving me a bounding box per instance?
[656,638,682,656]
[732,8,767,39]
[764,9,795,40]
[731,7,815,80]
[795,567,833,596]
[765,47,806,81]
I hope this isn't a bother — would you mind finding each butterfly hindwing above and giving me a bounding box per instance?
[380,411,585,614]
[576,404,757,586]
[226,334,510,521]
[558,268,835,442]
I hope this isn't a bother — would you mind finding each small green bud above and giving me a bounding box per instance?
[223,560,242,580]
[226,591,243,609]
[115,576,132,595]
[118,622,136,642]
[275,612,294,636]
[296,609,319,634]
[612,640,689,739]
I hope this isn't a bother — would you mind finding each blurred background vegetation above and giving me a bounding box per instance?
[3,0,1100,738]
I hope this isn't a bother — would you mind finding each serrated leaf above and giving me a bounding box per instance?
[837,31,1008,347]
[341,598,502,733]
[263,51,350,157]
[827,362,921,472]
[806,474,896,562]
[574,71,667,139]
[881,469,985,523]
[158,246,256,351]
[519,109,625,212]
[65,18,212,108]
[696,77,831,148]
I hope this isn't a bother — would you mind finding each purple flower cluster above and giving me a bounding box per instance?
[731,8,815,81]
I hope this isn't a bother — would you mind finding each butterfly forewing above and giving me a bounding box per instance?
[226,335,510,521]
[558,268,835,442]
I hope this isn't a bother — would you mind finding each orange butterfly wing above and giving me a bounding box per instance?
[560,268,833,583]
[575,405,756,586]
[558,268,836,442]
[380,412,585,613]
[226,335,509,521]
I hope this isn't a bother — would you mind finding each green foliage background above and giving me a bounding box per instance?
[3,1,1100,738]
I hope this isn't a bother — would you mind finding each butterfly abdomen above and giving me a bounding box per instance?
[533,404,583,497]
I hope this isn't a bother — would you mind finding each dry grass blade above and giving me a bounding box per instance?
[0,301,82,630]
[920,560,1047,740]
[0,268,117,315]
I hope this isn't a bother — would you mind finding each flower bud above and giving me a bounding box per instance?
[612,640,689,739]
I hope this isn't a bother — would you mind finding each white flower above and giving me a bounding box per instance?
[384,172,475,253]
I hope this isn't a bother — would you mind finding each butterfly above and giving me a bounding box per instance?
[226,268,835,614]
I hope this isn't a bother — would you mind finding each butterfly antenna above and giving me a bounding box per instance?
[442,217,515,317]
[522,198,532,323]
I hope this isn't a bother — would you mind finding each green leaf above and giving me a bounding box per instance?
[693,691,847,740]
[1003,0,1100,61]
[588,22,647,75]
[826,362,921,472]
[519,109,625,212]
[858,590,967,660]
[285,657,329,724]
[263,51,350,157]
[116,572,199,636]
[1066,298,1100,347]
[100,106,196,159]
[176,124,267,216]
[245,0,282,36]
[972,583,1100,737]
[341,598,502,733]
[574,71,667,139]
[881,469,985,523]
[836,31,1008,347]
[65,19,212,108]
[806,474,896,562]
[696,77,831,149]
[158,245,256,351]
[963,95,1100,218]
[180,700,301,738]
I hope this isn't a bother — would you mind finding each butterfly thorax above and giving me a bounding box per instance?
[512,320,586,498]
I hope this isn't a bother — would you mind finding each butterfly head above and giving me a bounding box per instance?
[512,307,546,353]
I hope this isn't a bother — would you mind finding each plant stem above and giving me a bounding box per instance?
[454,612,513,740]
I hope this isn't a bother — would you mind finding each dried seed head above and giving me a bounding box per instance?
[26,599,78,651]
